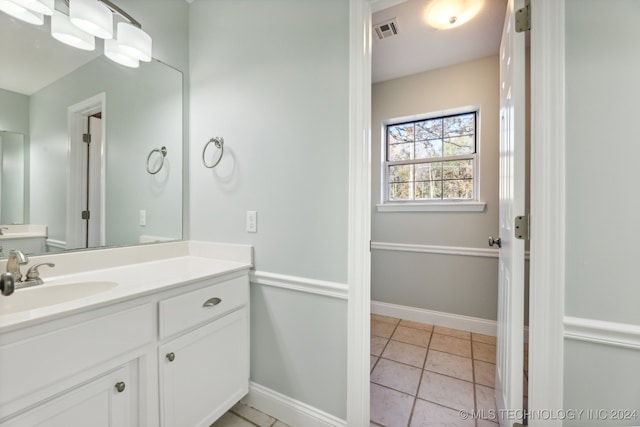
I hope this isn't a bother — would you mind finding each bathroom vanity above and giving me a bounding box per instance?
[0,241,252,427]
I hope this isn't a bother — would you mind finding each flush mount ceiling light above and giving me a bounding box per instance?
[0,0,153,68]
[424,0,484,30]
[0,0,44,25]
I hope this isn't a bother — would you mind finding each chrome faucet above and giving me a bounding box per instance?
[21,263,55,288]
[6,250,28,282]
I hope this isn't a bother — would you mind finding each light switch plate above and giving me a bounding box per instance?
[246,211,257,233]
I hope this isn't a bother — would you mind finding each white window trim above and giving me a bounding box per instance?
[378,105,486,212]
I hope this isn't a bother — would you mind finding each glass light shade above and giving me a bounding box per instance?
[117,22,152,62]
[51,10,95,51]
[105,38,139,68]
[12,0,53,15]
[0,0,43,24]
[70,0,113,39]
[425,0,484,30]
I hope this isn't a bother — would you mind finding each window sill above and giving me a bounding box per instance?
[376,201,487,213]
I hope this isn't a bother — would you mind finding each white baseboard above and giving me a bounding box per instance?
[372,300,498,336]
[242,382,346,427]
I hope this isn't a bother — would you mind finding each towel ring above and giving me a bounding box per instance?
[146,146,167,175]
[203,137,224,168]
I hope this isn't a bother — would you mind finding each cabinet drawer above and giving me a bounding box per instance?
[159,275,248,339]
[0,303,153,417]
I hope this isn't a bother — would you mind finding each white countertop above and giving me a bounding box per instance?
[0,241,253,333]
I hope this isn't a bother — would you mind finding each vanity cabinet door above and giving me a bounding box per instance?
[1,364,134,427]
[159,308,249,427]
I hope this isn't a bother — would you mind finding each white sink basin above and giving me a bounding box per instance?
[0,281,118,314]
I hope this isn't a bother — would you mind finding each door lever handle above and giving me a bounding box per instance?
[488,237,502,248]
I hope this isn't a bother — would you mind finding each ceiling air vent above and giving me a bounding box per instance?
[374,18,399,40]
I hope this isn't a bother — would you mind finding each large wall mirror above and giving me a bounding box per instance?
[0,11,183,257]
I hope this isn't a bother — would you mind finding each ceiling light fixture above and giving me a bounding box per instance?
[0,0,152,68]
[425,0,484,30]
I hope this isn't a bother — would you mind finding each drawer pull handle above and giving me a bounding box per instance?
[115,382,126,393]
[203,297,222,307]
[166,352,175,362]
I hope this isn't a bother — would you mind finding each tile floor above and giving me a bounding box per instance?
[211,402,291,427]
[370,314,499,427]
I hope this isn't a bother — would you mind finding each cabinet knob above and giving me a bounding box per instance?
[115,381,126,393]
[166,352,175,362]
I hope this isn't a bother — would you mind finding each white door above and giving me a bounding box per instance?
[496,0,525,425]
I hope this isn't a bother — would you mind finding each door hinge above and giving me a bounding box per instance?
[514,215,529,240]
[82,133,92,143]
[515,3,531,33]
[81,210,90,220]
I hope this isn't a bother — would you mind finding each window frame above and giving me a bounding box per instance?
[377,106,486,213]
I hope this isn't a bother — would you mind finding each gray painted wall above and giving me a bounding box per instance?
[188,0,349,419]
[371,56,500,321]
[563,0,640,421]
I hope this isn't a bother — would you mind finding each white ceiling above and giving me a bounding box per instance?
[0,12,100,95]
[372,0,507,83]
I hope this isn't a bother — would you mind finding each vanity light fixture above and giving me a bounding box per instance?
[0,0,44,25]
[424,0,484,30]
[12,0,53,15]
[104,37,139,68]
[69,0,112,39]
[51,9,95,50]
[0,0,152,68]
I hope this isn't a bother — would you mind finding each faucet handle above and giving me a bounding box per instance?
[26,263,55,282]
[1,272,15,296]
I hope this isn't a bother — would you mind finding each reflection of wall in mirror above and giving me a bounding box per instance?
[0,132,25,225]
[0,88,30,226]
[25,58,183,250]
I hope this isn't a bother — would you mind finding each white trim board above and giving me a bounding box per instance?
[372,300,498,336]
[45,239,66,250]
[528,1,566,423]
[371,241,531,260]
[242,382,346,427]
[250,271,348,300]
[371,242,499,258]
[564,316,640,351]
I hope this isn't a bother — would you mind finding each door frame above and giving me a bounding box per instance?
[345,0,566,425]
[66,93,107,250]
[528,1,565,423]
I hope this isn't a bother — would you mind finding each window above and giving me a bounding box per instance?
[382,110,480,209]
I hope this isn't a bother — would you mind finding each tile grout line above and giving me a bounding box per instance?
[405,327,433,427]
